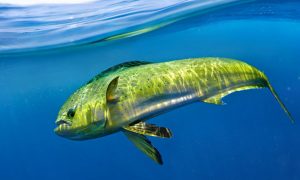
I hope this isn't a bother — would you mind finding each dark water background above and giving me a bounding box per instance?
[0,0,299,179]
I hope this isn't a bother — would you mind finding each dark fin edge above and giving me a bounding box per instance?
[87,61,152,84]
[124,122,173,138]
[123,130,163,165]
[268,83,295,124]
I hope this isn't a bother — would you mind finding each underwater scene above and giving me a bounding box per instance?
[0,0,299,179]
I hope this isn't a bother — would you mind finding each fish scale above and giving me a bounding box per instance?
[55,57,294,164]
[108,58,267,124]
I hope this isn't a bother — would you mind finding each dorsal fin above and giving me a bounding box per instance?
[87,61,152,84]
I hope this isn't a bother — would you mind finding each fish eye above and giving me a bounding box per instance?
[67,108,76,118]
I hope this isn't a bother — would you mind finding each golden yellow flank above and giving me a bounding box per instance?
[55,57,294,165]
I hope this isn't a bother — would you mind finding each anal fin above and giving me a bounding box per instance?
[123,122,172,138]
[123,130,163,165]
[202,94,225,105]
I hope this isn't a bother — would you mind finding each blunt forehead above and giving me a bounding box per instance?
[59,97,77,115]
[59,74,108,116]
[60,86,87,111]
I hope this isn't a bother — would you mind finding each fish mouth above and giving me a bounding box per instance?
[56,119,72,126]
[54,119,72,135]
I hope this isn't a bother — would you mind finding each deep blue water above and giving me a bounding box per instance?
[0,0,300,180]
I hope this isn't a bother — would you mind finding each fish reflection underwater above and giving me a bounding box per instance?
[55,57,294,164]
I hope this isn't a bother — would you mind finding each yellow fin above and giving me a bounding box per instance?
[202,84,266,105]
[104,76,119,123]
[123,122,172,138]
[106,76,119,102]
[203,94,225,105]
[123,130,163,165]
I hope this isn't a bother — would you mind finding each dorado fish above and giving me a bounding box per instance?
[55,57,294,164]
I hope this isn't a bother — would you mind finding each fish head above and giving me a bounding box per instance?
[54,95,107,140]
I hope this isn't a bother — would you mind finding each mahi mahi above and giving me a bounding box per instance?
[55,57,294,165]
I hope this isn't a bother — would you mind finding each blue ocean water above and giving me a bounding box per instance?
[0,0,300,180]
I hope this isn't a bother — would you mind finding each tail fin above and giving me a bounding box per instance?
[267,82,295,124]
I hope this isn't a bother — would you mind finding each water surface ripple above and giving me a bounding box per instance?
[0,0,299,54]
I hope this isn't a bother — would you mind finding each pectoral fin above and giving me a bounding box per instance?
[106,76,119,103]
[123,122,172,138]
[104,76,119,122]
[123,130,163,165]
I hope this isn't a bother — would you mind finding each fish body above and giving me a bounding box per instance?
[55,57,294,164]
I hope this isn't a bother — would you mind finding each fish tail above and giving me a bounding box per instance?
[266,80,295,124]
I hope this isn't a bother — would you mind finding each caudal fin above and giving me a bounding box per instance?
[267,83,295,124]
